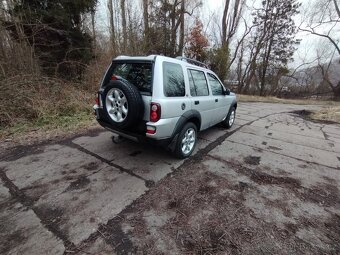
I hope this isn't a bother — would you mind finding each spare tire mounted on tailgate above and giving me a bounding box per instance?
[102,79,144,129]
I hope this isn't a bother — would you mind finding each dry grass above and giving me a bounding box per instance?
[0,75,97,143]
[310,106,340,124]
[238,94,340,106]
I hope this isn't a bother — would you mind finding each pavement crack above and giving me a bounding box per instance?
[60,111,299,254]
[67,141,154,187]
[237,130,336,153]
[320,125,330,141]
[0,168,75,251]
[227,140,340,171]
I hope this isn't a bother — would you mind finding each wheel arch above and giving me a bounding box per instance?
[171,110,201,139]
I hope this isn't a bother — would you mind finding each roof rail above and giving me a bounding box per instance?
[176,56,209,69]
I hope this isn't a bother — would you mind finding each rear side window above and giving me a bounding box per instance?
[188,69,209,96]
[208,73,224,95]
[111,62,152,94]
[163,62,185,97]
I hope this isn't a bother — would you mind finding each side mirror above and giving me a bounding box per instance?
[224,88,230,95]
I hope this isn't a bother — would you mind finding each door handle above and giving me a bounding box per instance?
[194,100,200,105]
[215,99,218,102]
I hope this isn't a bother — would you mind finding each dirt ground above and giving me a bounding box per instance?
[0,102,339,255]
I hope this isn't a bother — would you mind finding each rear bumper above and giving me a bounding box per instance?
[93,105,172,147]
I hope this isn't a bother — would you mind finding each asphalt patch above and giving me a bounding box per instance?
[244,156,261,165]
[129,151,142,157]
[65,176,91,192]
[291,110,338,124]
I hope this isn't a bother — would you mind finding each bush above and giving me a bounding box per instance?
[0,75,94,127]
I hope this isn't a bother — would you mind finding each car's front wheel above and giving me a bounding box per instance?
[173,122,197,159]
[221,106,236,129]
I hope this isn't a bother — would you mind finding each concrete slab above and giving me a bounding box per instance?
[78,236,116,255]
[34,165,147,245]
[72,132,182,182]
[234,118,252,126]
[72,130,217,182]
[198,127,227,142]
[236,114,259,121]
[227,131,340,168]
[209,140,340,189]
[0,202,64,255]
[321,125,340,136]
[0,145,106,199]
[0,179,10,202]
[250,118,326,139]
[239,125,340,153]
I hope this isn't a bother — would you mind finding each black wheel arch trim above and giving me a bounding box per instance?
[171,110,202,140]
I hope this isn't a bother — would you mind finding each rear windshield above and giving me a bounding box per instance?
[110,62,153,94]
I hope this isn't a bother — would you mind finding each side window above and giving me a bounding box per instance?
[189,69,209,96]
[208,73,224,96]
[188,70,197,96]
[163,62,185,97]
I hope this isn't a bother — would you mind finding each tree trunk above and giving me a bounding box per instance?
[222,0,231,46]
[143,0,150,54]
[170,2,177,57]
[108,0,116,54]
[91,10,96,49]
[177,0,185,56]
[333,83,340,101]
[120,0,127,53]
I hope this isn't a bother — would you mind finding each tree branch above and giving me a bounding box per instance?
[299,27,340,55]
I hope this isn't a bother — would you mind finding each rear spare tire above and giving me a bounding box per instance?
[102,80,144,129]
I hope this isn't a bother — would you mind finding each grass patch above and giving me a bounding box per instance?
[0,110,96,140]
[310,106,340,124]
[238,94,340,106]
[0,75,98,143]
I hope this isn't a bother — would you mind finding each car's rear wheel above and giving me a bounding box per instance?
[221,106,236,129]
[173,122,197,159]
[102,80,144,129]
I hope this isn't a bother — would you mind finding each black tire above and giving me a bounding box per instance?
[102,80,144,129]
[173,122,197,159]
[221,106,236,129]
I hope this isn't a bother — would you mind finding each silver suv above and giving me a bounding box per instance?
[93,55,237,158]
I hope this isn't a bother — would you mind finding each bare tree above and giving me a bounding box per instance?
[108,0,116,54]
[143,0,150,53]
[299,0,340,99]
[222,0,244,46]
[300,0,340,55]
[120,0,127,53]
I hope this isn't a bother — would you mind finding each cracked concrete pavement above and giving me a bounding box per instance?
[0,102,339,254]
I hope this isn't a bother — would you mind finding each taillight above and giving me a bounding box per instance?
[95,94,101,106]
[146,126,156,134]
[111,75,118,80]
[150,103,161,122]
[95,95,99,105]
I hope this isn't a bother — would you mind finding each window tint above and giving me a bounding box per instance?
[189,69,209,96]
[111,62,152,93]
[163,62,185,97]
[208,73,224,95]
[188,70,196,96]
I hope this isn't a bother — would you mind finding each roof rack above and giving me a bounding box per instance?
[176,56,209,69]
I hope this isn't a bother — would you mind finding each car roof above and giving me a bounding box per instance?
[113,55,210,72]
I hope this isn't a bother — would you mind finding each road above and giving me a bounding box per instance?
[0,102,339,254]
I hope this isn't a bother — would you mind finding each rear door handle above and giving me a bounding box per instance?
[194,100,199,105]
[215,99,218,102]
